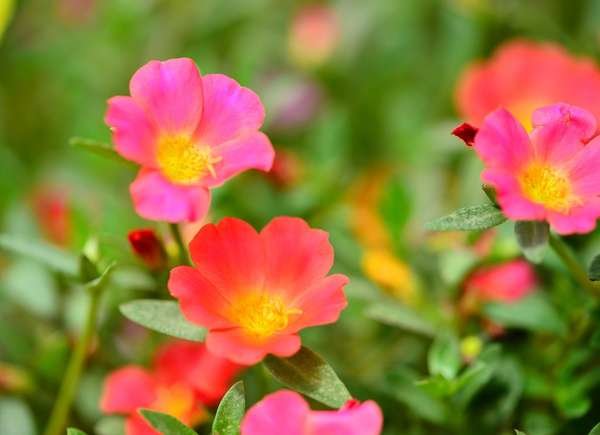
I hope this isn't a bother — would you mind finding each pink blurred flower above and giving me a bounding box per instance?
[106,58,275,222]
[101,341,242,435]
[31,186,71,247]
[463,259,537,305]
[265,148,304,189]
[168,217,349,365]
[288,5,340,68]
[472,103,600,234]
[263,74,323,131]
[456,40,600,131]
[241,390,383,435]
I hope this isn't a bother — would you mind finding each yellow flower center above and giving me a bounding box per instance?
[228,293,302,341]
[156,135,221,185]
[152,384,206,426]
[518,163,579,212]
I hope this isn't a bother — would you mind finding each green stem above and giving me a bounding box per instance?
[169,223,189,265]
[548,234,600,298]
[43,288,102,435]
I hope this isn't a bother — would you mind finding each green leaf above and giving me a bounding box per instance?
[515,431,528,435]
[120,300,206,342]
[515,221,549,263]
[70,137,135,167]
[67,429,88,435]
[264,346,351,408]
[140,409,198,435]
[589,422,600,435]
[425,204,506,231]
[428,332,461,380]
[365,302,436,337]
[588,255,600,281]
[212,381,245,435]
[484,293,566,336]
[0,233,78,276]
[0,398,36,435]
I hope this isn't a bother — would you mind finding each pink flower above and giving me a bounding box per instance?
[106,58,275,222]
[456,40,600,131]
[168,216,349,365]
[30,185,72,247]
[100,340,242,435]
[473,103,600,234]
[288,5,340,68]
[241,390,383,435]
[463,259,537,305]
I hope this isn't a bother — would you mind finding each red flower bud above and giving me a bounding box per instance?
[128,229,166,270]
[452,122,479,146]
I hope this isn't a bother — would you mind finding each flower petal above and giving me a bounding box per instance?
[194,74,265,146]
[168,266,233,329]
[530,103,596,164]
[154,341,243,405]
[205,329,300,365]
[260,217,334,300]
[546,205,600,235]
[130,169,211,223]
[189,218,265,297]
[568,136,600,197]
[307,400,383,435]
[474,108,533,172]
[202,132,275,188]
[241,390,309,435]
[289,274,348,332]
[130,58,203,134]
[100,367,156,414]
[105,96,157,166]
[126,414,160,435]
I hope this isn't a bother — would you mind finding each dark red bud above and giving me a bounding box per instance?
[452,122,479,146]
[128,229,166,270]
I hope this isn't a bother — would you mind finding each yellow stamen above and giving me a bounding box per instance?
[228,292,302,341]
[156,135,221,185]
[518,162,579,212]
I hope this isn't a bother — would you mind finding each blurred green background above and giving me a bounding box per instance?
[2,0,600,434]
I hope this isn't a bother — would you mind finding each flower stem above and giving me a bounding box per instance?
[548,234,600,298]
[43,287,102,435]
[169,222,189,265]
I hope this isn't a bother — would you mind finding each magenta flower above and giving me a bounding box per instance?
[473,103,600,234]
[241,390,383,435]
[106,58,275,222]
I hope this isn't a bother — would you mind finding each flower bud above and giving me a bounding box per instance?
[128,229,167,270]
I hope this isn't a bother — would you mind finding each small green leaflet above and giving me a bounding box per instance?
[139,409,198,435]
[264,346,351,408]
[425,204,506,231]
[120,300,206,341]
[212,381,245,435]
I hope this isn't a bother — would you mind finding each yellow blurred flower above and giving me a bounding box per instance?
[0,0,14,41]
[348,168,392,250]
[460,335,483,362]
[362,249,417,304]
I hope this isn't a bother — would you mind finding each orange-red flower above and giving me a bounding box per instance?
[168,217,349,365]
[101,341,242,435]
[456,40,600,130]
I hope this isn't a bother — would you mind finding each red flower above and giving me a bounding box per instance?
[169,217,349,364]
[101,341,242,435]
[456,40,600,131]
